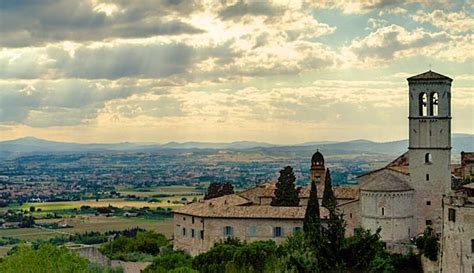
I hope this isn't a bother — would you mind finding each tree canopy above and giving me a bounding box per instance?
[271,166,300,207]
[204,182,235,200]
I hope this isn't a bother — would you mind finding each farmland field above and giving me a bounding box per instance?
[117,185,205,198]
[0,216,174,241]
[17,199,184,211]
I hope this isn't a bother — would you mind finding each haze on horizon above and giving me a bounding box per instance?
[0,0,472,145]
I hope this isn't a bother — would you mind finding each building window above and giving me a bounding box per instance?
[191,229,195,238]
[426,174,430,181]
[471,239,474,253]
[316,176,321,183]
[293,227,302,233]
[430,92,439,116]
[183,217,186,221]
[426,201,431,206]
[182,227,186,236]
[192,217,195,224]
[425,153,432,164]
[448,208,456,222]
[273,227,283,237]
[248,226,257,237]
[426,220,432,226]
[382,208,385,216]
[224,226,233,236]
[176,225,181,236]
[350,213,353,219]
[419,93,428,116]
[200,230,204,240]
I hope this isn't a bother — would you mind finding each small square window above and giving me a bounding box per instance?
[248,226,257,237]
[183,217,186,221]
[426,220,432,226]
[273,227,283,237]
[224,226,233,236]
[426,201,431,206]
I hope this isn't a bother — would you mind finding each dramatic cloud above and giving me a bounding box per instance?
[0,0,202,47]
[0,0,472,143]
[412,10,474,33]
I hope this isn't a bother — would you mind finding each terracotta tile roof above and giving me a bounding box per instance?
[298,185,359,200]
[359,168,412,192]
[238,182,359,202]
[461,152,474,163]
[462,183,474,190]
[407,70,452,82]
[174,194,329,219]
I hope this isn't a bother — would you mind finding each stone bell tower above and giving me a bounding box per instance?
[310,150,326,184]
[407,70,452,234]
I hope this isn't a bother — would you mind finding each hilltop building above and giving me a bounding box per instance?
[173,71,473,270]
[173,151,360,256]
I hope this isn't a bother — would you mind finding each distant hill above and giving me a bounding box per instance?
[0,134,472,159]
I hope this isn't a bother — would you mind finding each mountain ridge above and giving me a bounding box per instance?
[0,134,472,159]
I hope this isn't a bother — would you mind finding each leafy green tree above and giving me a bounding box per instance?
[303,180,321,249]
[99,231,168,261]
[280,231,320,273]
[341,228,385,270]
[0,243,90,273]
[416,227,439,261]
[143,251,193,273]
[271,166,300,206]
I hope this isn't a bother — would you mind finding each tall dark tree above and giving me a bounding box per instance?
[321,169,346,269]
[321,169,336,210]
[271,166,300,206]
[303,180,321,249]
[204,182,234,200]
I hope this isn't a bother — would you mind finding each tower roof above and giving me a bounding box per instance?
[311,150,324,165]
[407,70,452,82]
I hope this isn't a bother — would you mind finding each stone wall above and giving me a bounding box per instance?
[173,213,303,256]
[440,197,474,273]
[360,190,415,242]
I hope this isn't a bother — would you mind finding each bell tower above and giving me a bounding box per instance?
[310,150,326,184]
[407,70,452,234]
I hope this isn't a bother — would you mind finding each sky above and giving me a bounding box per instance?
[0,0,472,144]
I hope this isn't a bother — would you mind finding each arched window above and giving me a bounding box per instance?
[419,93,428,116]
[425,153,432,164]
[430,92,438,116]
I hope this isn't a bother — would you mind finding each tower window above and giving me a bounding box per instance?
[426,220,432,226]
[425,153,432,164]
[426,201,431,206]
[430,92,439,116]
[426,174,430,181]
[419,93,428,116]
[381,208,385,216]
[316,176,321,183]
[448,208,456,222]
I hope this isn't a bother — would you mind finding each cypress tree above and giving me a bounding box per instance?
[321,169,346,269]
[271,166,300,206]
[303,180,321,248]
[322,169,336,210]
